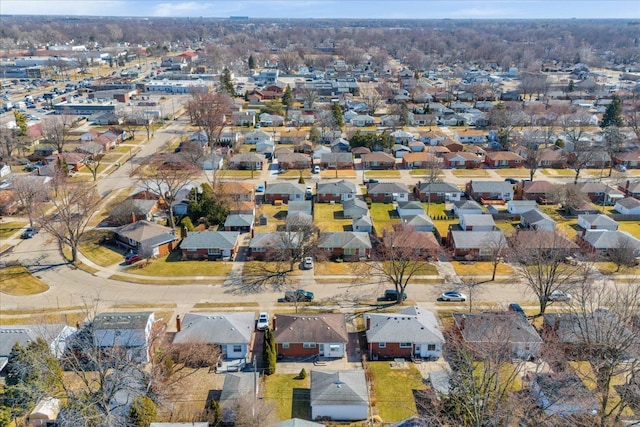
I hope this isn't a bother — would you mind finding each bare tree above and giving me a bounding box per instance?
[301,88,318,109]
[360,85,382,116]
[81,151,104,182]
[186,91,232,151]
[277,49,301,74]
[601,126,625,177]
[548,183,589,214]
[35,179,101,263]
[608,234,640,272]
[131,153,201,229]
[42,112,74,153]
[487,103,526,150]
[481,233,508,281]
[10,175,49,227]
[420,155,443,216]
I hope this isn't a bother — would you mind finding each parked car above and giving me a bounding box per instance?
[614,164,627,172]
[364,178,379,184]
[508,303,526,317]
[21,227,39,239]
[255,184,265,193]
[256,312,269,330]
[312,165,321,174]
[302,257,314,270]
[124,252,142,264]
[504,178,519,184]
[381,289,407,301]
[549,290,572,302]
[437,291,467,302]
[284,289,314,302]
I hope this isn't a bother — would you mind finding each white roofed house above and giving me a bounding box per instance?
[614,197,640,215]
[91,312,159,364]
[311,370,369,421]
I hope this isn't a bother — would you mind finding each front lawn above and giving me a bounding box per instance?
[540,168,576,177]
[369,202,401,233]
[78,229,126,266]
[0,221,28,239]
[315,261,363,276]
[263,373,310,421]
[494,168,531,178]
[452,169,489,178]
[320,170,356,179]
[278,170,312,179]
[0,265,50,295]
[314,203,352,232]
[365,170,401,179]
[451,261,514,277]
[409,169,445,178]
[368,361,425,422]
[218,169,259,179]
[128,251,234,277]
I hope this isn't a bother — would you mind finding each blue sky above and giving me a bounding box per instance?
[1,1,638,19]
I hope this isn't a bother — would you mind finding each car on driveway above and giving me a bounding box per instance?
[508,303,526,317]
[124,253,142,264]
[504,178,519,184]
[302,257,314,269]
[21,227,39,239]
[255,184,265,193]
[437,291,467,302]
[364,178,379,184]
[284,289,314,302]
[549,290,572,302]
[256,312,269,330]
[312,165,321,174]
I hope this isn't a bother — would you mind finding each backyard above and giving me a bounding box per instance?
[314,203,352,232]
[367,361,426,422]
[263,373,311,421]
[254,204,288,232]
[369,203,401,233]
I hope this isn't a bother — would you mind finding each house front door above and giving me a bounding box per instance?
[319,344,325,356]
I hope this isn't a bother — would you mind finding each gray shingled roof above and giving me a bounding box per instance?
[450,230,505,249]
[365,306,444,345]
[273,314,348,343]
[582,230,640,251]
[402,214,434,227]
[520,209,555,226]
[180,231,240,250]
[616,197,640,209]
[418,181,461,194]
[453,312,542,345]
[578,214,617,228]
[221,372,255,403]
[469,180,513,194]
[0,324,72,358]
[116,220,177,246]
[397,201,424,211]
[250,232,302,249]
[367,182,409,194]
[311,370,369,407]
[453,200,483,210]
[460,214,496,227]
[271,419,325,427]
[265,182,305,195]
[317,180,357,195]
[224,214,254,228]
[318,232,372,249]
[173,312,255,345]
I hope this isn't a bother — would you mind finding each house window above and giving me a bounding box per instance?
[128,238,137,246]
[208,248,221,255]
[233,345,242,352]
[344,248,356,256]
[303,343,316,348]
[379,343,386,348]
[399,342,412,348]
[427,344,436,351]
[282,343,289,349]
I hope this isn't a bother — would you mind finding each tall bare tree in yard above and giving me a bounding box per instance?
[420,155,442,216]
[507,229,584,315]
[35,179,101,263]
[42,112,74,153]
[602,126,625,177]
[81,149,104,182]
[361,85,382,116]
[186,91,232,151]
[608,234,640,272]
[517,132,544,182]
[131,153,200,229]
[481,232,508,281]
[10,175,49,227]
[549,183,589,214]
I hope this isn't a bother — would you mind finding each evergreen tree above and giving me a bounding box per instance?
[248,54,256,70]
[129,395,157,427]
[600,95,624,128]
[0,406,10,427]
[282,84,293,109]
[331,102,344,128]
[220,68,235,96]
[262,329,277,375]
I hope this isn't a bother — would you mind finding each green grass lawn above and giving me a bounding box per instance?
[314,261,361,275]
[314,203,352,232]
[254,204,288,232]
[0,221,28,239]
[495,220,519,237]
[538,205,579,239]
[540,168,576,177]
[78,229,126,266]
[263,373,311,421]
[423,202,448,219]
[128,251,234,277]
[278,170,312,179]
[452,169,489,178]
[111,145,136,154]
[369,203,401,233]
[365,170,401,179]
[432,218,458,238]
[368,361,425,422]
[0,265,50,295]
[617,221,640,239]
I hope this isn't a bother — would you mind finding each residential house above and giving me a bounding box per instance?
[507,200,538,215]
[173,312,254,360]
[351,146,371,158]
[320,153,353,170]
[273,313,348,359]
[313,145,332,160]
[114,220,177,257]
[311,370,369,421]
[520,180,555,203]
[454,129,488,144]
[244,130,273,145]
[232,110,256,126]
[352,215,373,233]
[401,214,435,232]
[530,371,599,417]
[0,323,77,372]
[576,182,623,206]
[364,306,444,360]
[392,144,412,159]
[330,138,350,153]
[612,149,640,169]
[219,182,254,203]
[465,145,486,160]
[316,180,357,203]
[442,139,464,153]
[259,113,285,127]
[614,197,640,215]
[453,200,483,217]
[279,129,309,145]
[466,180,514,202]
[537,148,567,168]
[619,180,640,198]
[520,209,556,231]
[459,214,496,231]
[419,129,447,145]
[351,115,375,127]
[384,227,440,258]
[508,230,578,257]
[317,232,372,260]
[409,140,426,152]
[577,214,618,231]
[442,152,483,169]
[484,151,524,168]
[415,182,463,203]
[452,312,542,358]
[397,201,425,218]
[401,152,439,169]
[361,152,396,170]
[277,152,312,170]
[578,230,640,255]
[44,152,85,172]
[224,214,254,233]
[27,397,61,427]
[229,153,265,170]
[426,145,450,158]
[367,182,410,203]
[343,199,369,219]
[288,201,313,216]
[249,231,302,260]
[448,230,506,259]
[264,182,305,204]
[256,139,276,157]
[92,312,158,364]
[179,231,240,260]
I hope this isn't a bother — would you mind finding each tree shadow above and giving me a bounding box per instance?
[291,388,311,420]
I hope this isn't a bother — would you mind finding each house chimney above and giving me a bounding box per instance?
[272,316,277,331]
[76,321,80,329]
[131,212,137,223]
[176,315,181,332]
[366,317,370,331]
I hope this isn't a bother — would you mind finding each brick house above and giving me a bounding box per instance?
[361,152,396,170]
[229,153,265,170]
[219,182,254,203]
[320,153,353,170]
[277,152,312,170]
[442,152,483,169]
[519,180,554,203]
[179,231,241,260]
[366,182,410,203]
[365,306,444,360]
[415,181,463,203]
[466,180,514,202]
[484,151,524,168]
[317,232,372,260]
[454,129,488,144]
[316,180,357,203]
[576,182,625,205]
[264,182,305,204]
[612,149,640,169]
[273,314,348,359]
[114,220,177,257]
[401,152,440,169]
[448,230,506,259]
[618,180,640,198]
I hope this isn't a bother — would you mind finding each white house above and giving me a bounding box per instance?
[507,200,538,215]
[311,370,369,421]
[244,130,272,145]
[397,201,425,218]
[27,397,61,427]
[614,197,640,215]
[459,214,496,231]
[577,214,618,231]
[351,115,375,127]
[92,312,157,364]
[453,200,483,217]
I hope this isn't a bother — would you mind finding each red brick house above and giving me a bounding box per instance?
[361,152,396,170]
[320,153,353,170]
[317,232,372,261]
[264,182,305,204]
[273,314,348,359]
[442,152,483,169]
[442,139,464,152]
[44,153,85,172]
[612,149,640,169]
[401,152,440,169]
[484,151,524,168]
[114,220,177,257]
[179,231,241,260]
[519,180,555,203]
